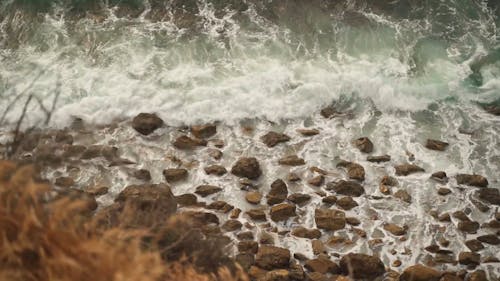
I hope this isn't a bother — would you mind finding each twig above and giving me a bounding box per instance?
[8,94,33,158]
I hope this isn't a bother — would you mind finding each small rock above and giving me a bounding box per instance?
[133,169,151,181]
[381,175,398,186]
[195,185,222,197]
[353,137,374,153]
[278,155,305,166]
[261,132,291,147]
[452,211,470,221]
[173,135,207,149]
[465,240,484,252]
[267,179,288,205]
[467,270,488,281]
[235,253,254,270]
[477,234,500,245]
[297,128,320,136]
[247,209,267,221]
[458,252,480,266]
[315,208,346,231]
[336,196,358,210]
[476,188,500,205]
[263,269,290,281]
[222,219,243,232]
[206,201,233,213]
[438,213,451,222]
[308,175,325,187]
[191,124,217,139]
[311,240,326,255]
[270,203,296,222]
[458,221,480,234]
[395,164,425,176]
[438,188,452,196]
[322,195,337,204]
[208,148,223,160]
[287,193,311,205]
[304,257,340,274]
[394,189,412,203]
[132,113,164,135]
[287,172,301,182]
[326,180,365,197]
[238,240,259,254]
[204,165,227,176]
[246,191,263,204]
[255,246,290,270]
[231,157,262,180]
[431,171,448,183]
[384,223,406,236]
[175,193,198,206]
[163,168,188,183]
[367,155,391,163]
[230,208,241,219]
[55,177,75,188]
[320,105,339,118]
[85,185,108,196]
[339,253,385,279]
[337,161,365,181]
[291,227,321,239]
[400,264,441,281]
[456,174,488,187]
[346,217,361,226]
[426,139,449,151]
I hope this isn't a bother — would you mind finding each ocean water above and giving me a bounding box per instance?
[0,0,499,277]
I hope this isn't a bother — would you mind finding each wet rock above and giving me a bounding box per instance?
[55,131,73,144]
[278,155,305,166]
[322,195,337,205]
[308,175,324,187]
[477,234,500,245]
[425,245,441,253]
[263,269,290,281]
[261,131,291,147]
[384,223,407,236]
[235,253,255,270]
[431,171,448,183]
[55,176,75,188]
[183,211,219,226]
[247,209,267,221]
[270,203,296,222]
[458,252,480,266]
[248,266,267,280]
[346,217,361,226]
[381,175,398,186]
[456,174,488,187]
[394,189,412,203]
[337,161,365,181]
[132,113,164,135]
[353,137,374,153]
[173,135,207,149]
[339,253,385,279]
[367,155,391,163]
[246,191,262,204]
[466,270,488,281]
[438,213,451,222]
[297,128,320,136]
[471,198,490,212]
[195,185,222,197]
[438,188,452,196]
[336,196,358,210]
[311,240,326,255]
[453,211,470,221]
[289,262,305,281]
[204,165,227,176]
[207,201,233,213]
[133,169,151,181]
[287,193,311,205]
[315,209,346,231]
[304,257,340,274]
[440,274,462,281]
[230,208,241,219]
[163,168,188,183]
[85,185,109,196]
[231,157,262,180]
[327,180,365,197]
[287,173,301,182]
[175,193,198,206]
[426,139,449,151]
[320,105,339,118]
[255,245,290,270]
[222,219,242,232]
[395,164,425,176]
[465,240,485,252]
[400,264,442,281]
[63,145,86,158]
[191,124,217,139]
[267,179,288,205]
[208,148,223,160]
[476,188,500,205]
[291,227,321,239]
[458,221,480,234]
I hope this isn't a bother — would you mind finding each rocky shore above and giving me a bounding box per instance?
[1,104,498,281]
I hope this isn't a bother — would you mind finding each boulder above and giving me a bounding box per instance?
[231,157,262,179]
[163,168,188,182]
[456,174,488,187]
[395,164,425,176]
[267,179,288,205]
[400,264,441,281]
[353,137,373,153]
[367,155,391,163]
[426,139,449,151]
[261,132,291,147]
[326,180,365,197]
[132,113,164,135]
[204,165,227,176]
[339,253,385,279]
[255,246,291,270]
[315,209,346,231]
[195,185,222,197]
[191,124,217,139]
[270,203,296,222]
[278,155,305,166]
[173,135,207,149]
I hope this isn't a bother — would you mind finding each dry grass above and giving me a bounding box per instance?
[0,161,248,281]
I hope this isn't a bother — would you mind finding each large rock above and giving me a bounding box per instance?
[270,203,296,222]
[456,174,488,187]
[326,180,365,197]
[353,137,374,153]
[132,113,164,135]
[255,246,291,270]
[426,139,449,151]
[267,179,288,205]
[173,135,207,149]
[400,264,441,281]
[191,124,217,139]
[395,164,425,176]
[315,209,346,231]
[261,132,291,147]
[163,168,188,183]
[339,253,385,279]
[476,188,500,205]
[231,157,262,180]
